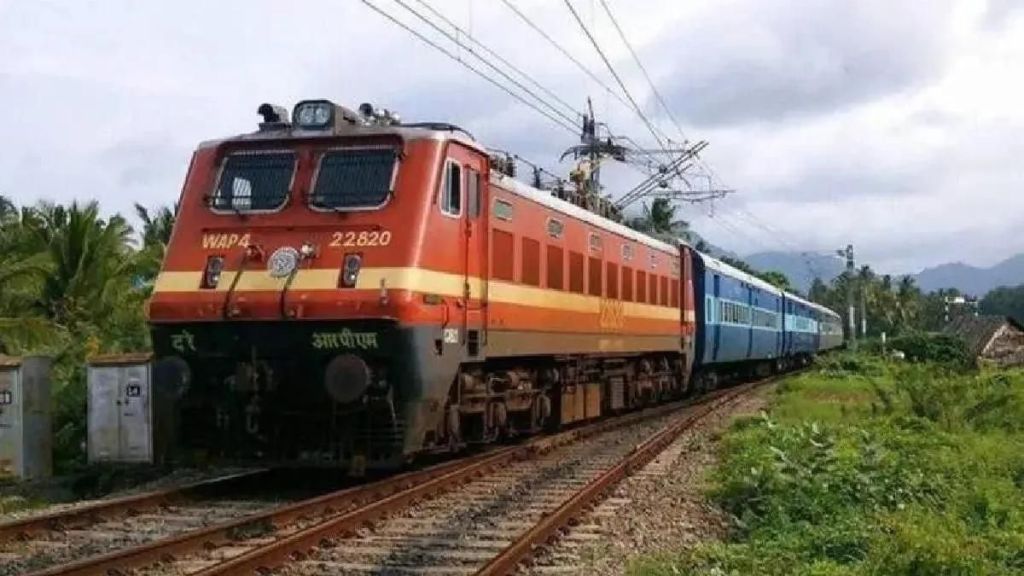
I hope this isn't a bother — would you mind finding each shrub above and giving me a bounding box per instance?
[887,332,973,368]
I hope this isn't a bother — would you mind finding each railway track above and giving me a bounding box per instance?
[2,379,767,576]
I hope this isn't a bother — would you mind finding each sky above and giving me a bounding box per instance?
[0,0,1022,274]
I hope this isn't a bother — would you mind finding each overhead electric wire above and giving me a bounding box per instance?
[409,0,583,125]
[360,0,579,136]
[561,0,668,153]
[596,0,688,144]
[389,0,581,129]
[497,0,645,129]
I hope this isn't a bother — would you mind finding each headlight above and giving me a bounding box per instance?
[293,100,335,129]
[267,246,300,278]
[340,253,362,287]
[201,256,224,289]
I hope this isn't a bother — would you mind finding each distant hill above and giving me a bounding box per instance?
[745,252,846,293]
[743,251,1024,297]
[914,254,1024,296]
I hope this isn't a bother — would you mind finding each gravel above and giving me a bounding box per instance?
[525,385,775,575]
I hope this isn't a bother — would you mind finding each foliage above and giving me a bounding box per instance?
[981,284,1024,324]
[0,197,173,471]
[631,355,1024,575]
[886,331,973,368]
[718,255,795,293]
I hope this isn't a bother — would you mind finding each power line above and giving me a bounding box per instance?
[497,0,650,133]
[390,0,580,129]
[561,0,668,153]
[596,0,688,144]
[360,0,579,136]
[409,0,582,124]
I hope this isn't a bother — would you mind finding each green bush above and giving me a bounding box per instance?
[887,332,973,368]
[631,359,1024,576]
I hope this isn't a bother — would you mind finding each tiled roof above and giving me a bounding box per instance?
[943,315,1023,357]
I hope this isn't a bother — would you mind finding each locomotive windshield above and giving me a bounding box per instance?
[211,152,296,212]
[310,148,397,210]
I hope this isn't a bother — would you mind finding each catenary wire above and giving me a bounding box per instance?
[360,0,579,136]
[596,0,688,144]
[561,0,668,152]
[390,0,581,129]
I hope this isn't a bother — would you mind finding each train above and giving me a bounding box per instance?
[147,99,843,470]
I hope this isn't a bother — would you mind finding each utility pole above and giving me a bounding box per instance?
[837,244,856,350]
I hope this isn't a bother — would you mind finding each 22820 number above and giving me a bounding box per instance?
[329,230,392,248]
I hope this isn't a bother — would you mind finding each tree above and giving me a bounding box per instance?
[134,203,177,283]
[981,284,1024,323]
[643,198,676,234]
[758,270,794,292]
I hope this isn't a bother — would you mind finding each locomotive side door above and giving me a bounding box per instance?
[445,143,489,356]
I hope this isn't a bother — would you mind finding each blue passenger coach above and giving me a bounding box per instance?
[691,251,784,370]
[685,246,842,386]
[782,293,820,360]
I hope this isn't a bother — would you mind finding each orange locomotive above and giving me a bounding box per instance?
[148,100,696,469]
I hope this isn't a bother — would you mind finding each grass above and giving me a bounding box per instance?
[630,352,1024,575]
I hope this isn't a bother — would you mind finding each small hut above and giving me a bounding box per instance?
[943,315,1024,367]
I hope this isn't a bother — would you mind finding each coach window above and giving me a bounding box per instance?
[441,160,462,216]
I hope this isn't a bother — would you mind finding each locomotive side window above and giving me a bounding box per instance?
[467,168,481,217]
[547,218,564,239]
[493,199,514,221]
[441,160,462,216]
[310,148,397,210]
[212,151,295,212]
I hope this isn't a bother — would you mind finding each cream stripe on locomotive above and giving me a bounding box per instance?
[153,268,695,322]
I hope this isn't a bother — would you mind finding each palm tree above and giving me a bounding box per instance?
[134,203,177,282]
[28,201,136,328]
[642,198,676,234]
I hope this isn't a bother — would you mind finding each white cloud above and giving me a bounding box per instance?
[0,0,1021,273]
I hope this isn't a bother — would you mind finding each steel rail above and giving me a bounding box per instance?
[30,396,695,576]
[187,398,695,576]
[0,469,267,544]
[476,378,767,575]
[23,451,510,576]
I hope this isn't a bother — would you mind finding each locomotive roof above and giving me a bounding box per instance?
[198,123,489,155]
[494,173,680,255]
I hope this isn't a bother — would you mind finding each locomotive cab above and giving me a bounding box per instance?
[149,100,491,469]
